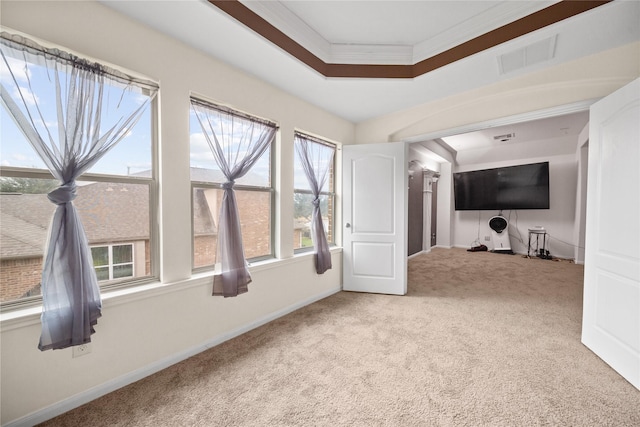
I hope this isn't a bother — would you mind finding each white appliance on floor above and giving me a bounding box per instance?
[489,215,512,253]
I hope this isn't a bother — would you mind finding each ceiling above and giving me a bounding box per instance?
[99,0,638,151]
[440,109,588,151]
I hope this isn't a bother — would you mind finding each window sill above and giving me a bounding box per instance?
[0,247,342,331]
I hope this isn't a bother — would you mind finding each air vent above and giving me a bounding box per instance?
[498,35,557,75]
[494,133,515,142]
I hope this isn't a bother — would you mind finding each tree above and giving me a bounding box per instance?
[0,177,58,194]
[294,192,313,219]
[294,192,328,219]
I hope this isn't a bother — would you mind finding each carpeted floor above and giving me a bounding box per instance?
[39,248,640,426]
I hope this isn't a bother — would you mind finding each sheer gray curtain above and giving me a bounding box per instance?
[294,133,335,274]
[191,99,276,297]
[0,33,157,350]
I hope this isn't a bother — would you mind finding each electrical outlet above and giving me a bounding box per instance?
[72,343,92,358]
[484,236,490,241]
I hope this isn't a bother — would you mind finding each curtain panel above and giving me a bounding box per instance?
[0,32,158,350]
[191,98,276,297]
[294,133,335,274]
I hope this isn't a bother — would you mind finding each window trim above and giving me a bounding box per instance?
[91,243,135,282]
[190,97,276,128]
[188,97,278,272]
[0,93,159,311]
[0,169,159,310]
[1,32,159,93]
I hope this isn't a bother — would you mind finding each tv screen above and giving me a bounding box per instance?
[454,162,550,210]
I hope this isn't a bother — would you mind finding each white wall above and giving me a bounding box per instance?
[0,1,353,425]
[452,154,578,258]
[2,2,639,425]
[573,123,590,264]
[356,41,639,261]
[408,141,456,249]
[436,162,453,248]
[355,42,640,146]
[450,134,580,258]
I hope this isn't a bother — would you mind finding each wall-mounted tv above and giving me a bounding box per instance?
[454,162,550,211]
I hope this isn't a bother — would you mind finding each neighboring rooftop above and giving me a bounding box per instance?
[0,181,151,259]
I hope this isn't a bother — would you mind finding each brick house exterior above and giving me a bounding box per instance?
[0,170,308,302]
[192,187,273,268]
[1,257,44,302]
[0,182,152,302]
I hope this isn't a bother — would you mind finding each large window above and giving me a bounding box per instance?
[293,132,336,252]
[190,98,275,269]
[0,36,157,307]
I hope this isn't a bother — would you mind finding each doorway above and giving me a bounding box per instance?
[408,161,424,256]
[408,160,440,256]
[430,178,438,247]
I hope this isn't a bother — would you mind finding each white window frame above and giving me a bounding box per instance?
[0,168,159,309]
[293,132,337,254]
[0,46,159,310]
[91,243,135,282]
[189,98,277,272]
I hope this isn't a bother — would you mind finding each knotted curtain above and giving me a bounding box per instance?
[191,99,275,297]
[0,32,157,350]
[294,133,335,274]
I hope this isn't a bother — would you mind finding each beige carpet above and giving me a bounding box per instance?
[40,248,640,426]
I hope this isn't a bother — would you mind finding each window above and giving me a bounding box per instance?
[190,98,275,269]
[0,35,158,307]
[91,244,135,281]
[293,133,336,252]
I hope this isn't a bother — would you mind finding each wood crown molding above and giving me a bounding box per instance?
[208,0,612,79]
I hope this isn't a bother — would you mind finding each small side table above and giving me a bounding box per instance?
[528,229,547,258]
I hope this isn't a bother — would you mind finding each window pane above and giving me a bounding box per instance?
[1,39,156,306]
[237,189,272,260]
[95,266,110,282]
[292,135,336,252]
[193,187,272,269]
[189,100,274,271]
[0,177,58,194]
[1,109,152,177]
[91,247,109,267]
[113,264,133,279]
[293,193,332,250]
[189,109,271,187]
[113,245,133,264]
[193,187,217,268]
[78,182,151,282]
[0,178,153,303]
[0,178,56,302]
[293,138,335,193]
[0,42,152,175]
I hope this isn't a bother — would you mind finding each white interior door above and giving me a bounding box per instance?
[582,78,640,390]
[343,142,407,295]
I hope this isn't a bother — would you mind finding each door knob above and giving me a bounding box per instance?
[345,223,351,228]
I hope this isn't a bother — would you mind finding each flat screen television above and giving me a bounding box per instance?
[453,162,550,211]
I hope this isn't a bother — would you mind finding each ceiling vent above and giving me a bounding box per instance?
[494,133,515,142]
[498,35,557,75]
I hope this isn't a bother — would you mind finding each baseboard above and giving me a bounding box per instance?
[5,286,341,427]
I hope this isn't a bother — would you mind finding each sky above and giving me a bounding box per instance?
[0,52,270,184]
[1,50,153,177]
[1,42,331,191]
